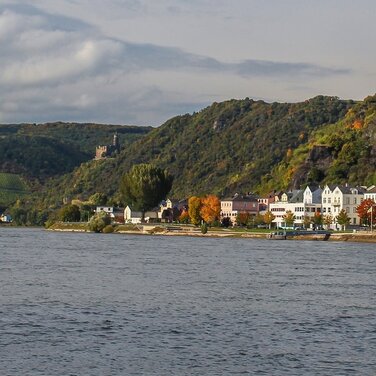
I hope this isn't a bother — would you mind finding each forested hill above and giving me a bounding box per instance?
[0,122,152,180]
[43,95,358,206]
[262,94,376,191]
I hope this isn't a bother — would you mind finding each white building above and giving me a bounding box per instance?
[321,185,365,227]
[270,186,322,228]
[124,206,158,224]
[364,186,376,202]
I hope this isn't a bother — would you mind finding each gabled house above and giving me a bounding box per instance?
[124,206,159,224]
[269,186,322,228]
[95,206,124,223]
[220,194,259,225]
[258,191,276,213]
[158,198,181,222]
[364,186,376,202]
[322,184,365,227]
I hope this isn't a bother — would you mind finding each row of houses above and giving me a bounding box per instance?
[96,199,187,225]
[221,184,376,229]
[94,184,376,228]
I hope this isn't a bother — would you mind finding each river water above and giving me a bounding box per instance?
[0,228,375,375]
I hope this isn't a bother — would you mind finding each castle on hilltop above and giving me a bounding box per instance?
[95,133,120,160]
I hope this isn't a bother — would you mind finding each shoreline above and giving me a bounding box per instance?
[44,223,376,243]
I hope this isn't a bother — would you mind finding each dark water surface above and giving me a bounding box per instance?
[0,228,375,375]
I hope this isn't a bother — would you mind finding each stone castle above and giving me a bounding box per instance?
[95,133,120,160]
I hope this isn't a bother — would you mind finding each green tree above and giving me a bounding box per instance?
[188,196,202,226]
[254,213,265,226]
[336,209,350,231]
[283,210,295,227]
[58,204,81,222]
[120,164,173,221]
[236,212,250,227]
[88,212,111,233]
[89,192,108,206]
[9,207,28,226]
[201,222,208,234]
[221,217,231,228]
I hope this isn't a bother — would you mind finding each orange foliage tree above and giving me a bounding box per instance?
[178,209,190,224]
[356,198,376,225]
[200,195,221,225]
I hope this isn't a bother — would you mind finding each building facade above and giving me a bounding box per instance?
[321,185,365,227]
[220,195,259,225]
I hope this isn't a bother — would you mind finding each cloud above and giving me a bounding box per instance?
[0,2,350,125]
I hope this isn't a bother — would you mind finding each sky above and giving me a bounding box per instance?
[0,0,375,126]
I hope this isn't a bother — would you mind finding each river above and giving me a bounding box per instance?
[0,227,375,375]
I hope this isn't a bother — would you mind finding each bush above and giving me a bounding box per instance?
[88,212,111,233]
[102,224,114,233]
[201,223,208,234]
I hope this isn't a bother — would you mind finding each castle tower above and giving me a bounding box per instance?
[113,132,120,149]
[95,132,120,160]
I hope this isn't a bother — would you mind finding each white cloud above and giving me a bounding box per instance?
[0,1,373,125]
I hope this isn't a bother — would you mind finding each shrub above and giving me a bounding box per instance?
[88,212,111,233]
[201,223,208,234]
[102,224,114,233]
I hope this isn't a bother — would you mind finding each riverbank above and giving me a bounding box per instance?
[45,222,376,243]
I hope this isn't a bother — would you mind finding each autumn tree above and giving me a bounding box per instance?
[236,212,250,227]
[188,196,202,226]
[336,209,350,231]
[178,209,190,224]
[323,214,333,230]
[283,210,295,227]
[356,198,376,226]
[312,212,323,229]
[200,195,221,225]
[254,213,265,226]
[303,215,311,229]
[264,210,275,229]
[120,164,173,221]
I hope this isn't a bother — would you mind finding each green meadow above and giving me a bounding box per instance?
[0,173,30,206]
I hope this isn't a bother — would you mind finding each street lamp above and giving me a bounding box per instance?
[371,205,376,233]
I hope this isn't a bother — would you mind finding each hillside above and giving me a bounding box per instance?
[0,122,152,180]
[0,173,30,208]
[39,95,355,207]
[261,94,376,191]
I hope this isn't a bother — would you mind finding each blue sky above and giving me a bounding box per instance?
[0,0,375,125]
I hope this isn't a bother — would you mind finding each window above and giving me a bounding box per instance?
[323,198,326,204]
[354,198,357,204]
[328,198,331,204]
